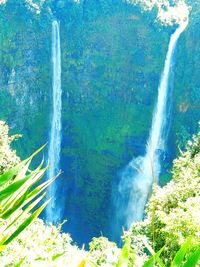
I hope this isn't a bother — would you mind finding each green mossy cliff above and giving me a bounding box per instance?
[0,0,199,244]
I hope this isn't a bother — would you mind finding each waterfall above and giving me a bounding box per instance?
[115,22,187,229]
[46,20,62,223]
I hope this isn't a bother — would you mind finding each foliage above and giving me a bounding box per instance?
[116,236,137,267]
[78,236,200,267]
[0,0,200,246]
[88,237,120,266]
[0,121,85,266]
[77,236,139,267]
[142,238,200,267]
[127,128,200,265]
[0,142,57,249]
[0,218,86,267]
[0,121,199,266]
[126,0,190,25]
[0,0,168,244]
[0,121,20,174]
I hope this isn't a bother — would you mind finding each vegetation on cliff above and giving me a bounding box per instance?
[127,0,190,25]
[126,124,200,265]
[0,0,200,244]
[0,121,199,266]
[0,121,20,174]
[0,1,200,265]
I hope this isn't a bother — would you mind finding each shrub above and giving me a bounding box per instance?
[127,127,200,265]
[0,121,20,174]
[88,237,120,266]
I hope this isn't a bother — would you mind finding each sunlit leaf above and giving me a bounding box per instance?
[4,193,46,232]
[117,236,132,267]
[170,238,192,267]
[78,258,87,267]
[182,247,200,267]
[142,246,165,267]
[0,245,6,252]
[0,144,46,187]
[52,252,65,261]
[13,257,26,267]
[3,200,49,245]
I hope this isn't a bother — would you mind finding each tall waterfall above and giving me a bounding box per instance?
[46,20,62,223]
[115,22,187,229]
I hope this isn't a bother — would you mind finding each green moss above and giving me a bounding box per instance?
[0,0,200,244]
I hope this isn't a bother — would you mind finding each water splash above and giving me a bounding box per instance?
[46,20,62,223]
[115,22,188,229]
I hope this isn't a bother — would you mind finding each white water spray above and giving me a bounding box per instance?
[117,22,187,228]
[46,20,62,223]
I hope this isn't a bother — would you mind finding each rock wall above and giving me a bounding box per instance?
[0,0,199,245]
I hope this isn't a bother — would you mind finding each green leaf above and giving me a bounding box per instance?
[0,144,57,253]
[35,257,46,261]
[1,193,27,219]
[170,238,192,267]
[3,200,49,245]
[0,158,30,187]
[0,144,46,187]
[2,174,57,220]
[4,193,46,232]
[14,257,26,267]
[14,159,32,182]
[25,174,57,202]
[142,246,165,267]
[1,168,47,218]
[52,252,65,261]
[117,236,132,267]
[145,241,166,267]
[87,259,99,267]
[182,247,200,267]
[0,176,31,202]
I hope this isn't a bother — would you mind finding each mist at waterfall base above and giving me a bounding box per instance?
[111,23,187,241]
[46,20,62,224]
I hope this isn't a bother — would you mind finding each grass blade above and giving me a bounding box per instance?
[170,238,192,267]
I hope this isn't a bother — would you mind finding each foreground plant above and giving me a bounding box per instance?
[127,127,200,264]
[116,238,200,267]
[78,237,200,267]
[143,237,200,267]
[0,121,20,174]
[0,145,56,250]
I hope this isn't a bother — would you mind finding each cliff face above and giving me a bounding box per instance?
[0,1,52,156]
[0,0,199,245]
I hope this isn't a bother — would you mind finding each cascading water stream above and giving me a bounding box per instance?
[115,22,188,229]
[46,20,62,224]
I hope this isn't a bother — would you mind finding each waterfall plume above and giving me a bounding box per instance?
[114,22,188,231]
[46,20,62,224]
